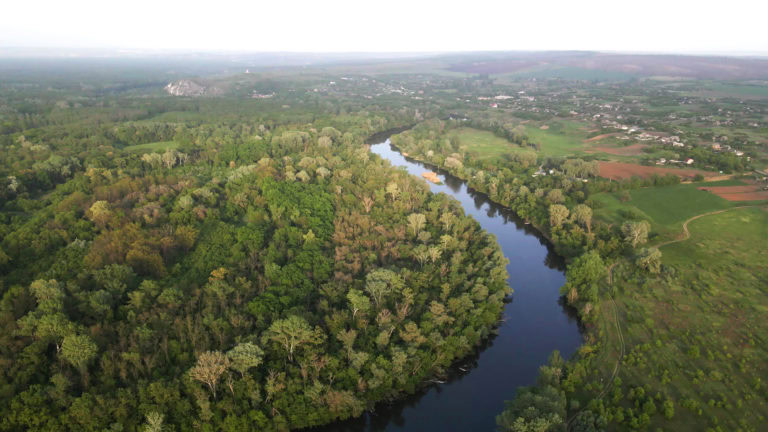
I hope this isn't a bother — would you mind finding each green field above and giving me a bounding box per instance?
[498,66,636,82]
[589,206,768,431]
[450,123,591,160]
[521,120,589,157]
[695,82,768,98]
[449,127,521,160]
[123,140,179,152]
[663,206,768,267]
[590,182,745,241]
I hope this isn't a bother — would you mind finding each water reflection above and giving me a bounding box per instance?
[312,140,581,432]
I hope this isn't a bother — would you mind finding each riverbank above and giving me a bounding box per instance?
[388,136,768,430]
[323,139,581,432]
[387,141,558,245]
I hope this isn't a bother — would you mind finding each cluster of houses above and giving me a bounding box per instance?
[656,157,694,166]
[658,135,685,147]
[532,167,555,177]
[593,117,690,150]
[478,93,536,108]
[710,143,745,157]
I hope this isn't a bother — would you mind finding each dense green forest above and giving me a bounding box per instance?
[0,76,513,430]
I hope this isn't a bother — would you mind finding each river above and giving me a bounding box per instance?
[318,138,582,431]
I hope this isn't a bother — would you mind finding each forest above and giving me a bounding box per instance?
[0,75,513,430]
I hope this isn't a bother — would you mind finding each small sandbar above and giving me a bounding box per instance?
[421,171,441,183]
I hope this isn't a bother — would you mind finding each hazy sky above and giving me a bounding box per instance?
[2,0,767,54]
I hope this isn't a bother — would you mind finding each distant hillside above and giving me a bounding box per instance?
[446,52,768,80]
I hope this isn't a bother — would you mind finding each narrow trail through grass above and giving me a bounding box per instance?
[570,206,766,430]
[656,205,765,249]
[568,264,624,430]
[596,293,624,400]
[597,263,625,400]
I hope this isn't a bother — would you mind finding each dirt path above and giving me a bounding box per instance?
[568,264,624,428]
[596,263,624,400]
[568,206,765,429]
[656,205,763,249]
[596,291,624,400]
[583,132,620,143]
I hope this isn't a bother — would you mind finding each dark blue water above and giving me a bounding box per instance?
[319,139,582,431]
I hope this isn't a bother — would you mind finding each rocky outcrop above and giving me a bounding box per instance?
[164,80,216,97]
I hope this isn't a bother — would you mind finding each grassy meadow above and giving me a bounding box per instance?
[588,206,768,431]
[589,181,750,242]
[521,120,589,157]
[450,127,522,160]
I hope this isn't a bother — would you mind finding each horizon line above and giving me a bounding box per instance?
[1,47,768,59]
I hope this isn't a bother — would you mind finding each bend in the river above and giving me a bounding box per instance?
[317,138,582,431]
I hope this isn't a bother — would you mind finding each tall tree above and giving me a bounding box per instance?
[29,279,66,313]
[407,213,427,237]
[142,412,165,432]
[189,351,230,398]
[571,204,593,233]
[496,385,566,432]
[227,343,264,377]
[621,220,650,248]
[635,248,662,273]
[562,250,606,304]
[336,329,357,360]
[549,204,570,229]
[35,313,76,353]
[347,289,371,318]
[60,334,98,372]
[365,269,403,309]
[87,201,112,229]
[262,316,318,362]
[546,189,565,204]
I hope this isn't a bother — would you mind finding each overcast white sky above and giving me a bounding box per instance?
[2,0,767,54]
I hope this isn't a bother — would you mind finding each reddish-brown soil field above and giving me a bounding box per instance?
[584,133,621,143]
[597,161,713,180]
[587,143,647,156]
[699,185,768,201]
[699,186,760,193]
[714,192,768,201]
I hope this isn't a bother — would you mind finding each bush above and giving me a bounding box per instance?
[618,190,631,202]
